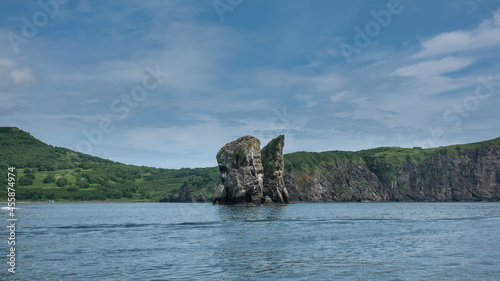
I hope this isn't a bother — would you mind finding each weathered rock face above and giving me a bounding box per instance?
[261,135,290,204]
[213,135,291,205]
[379,146,500,202]
[284,142,500,202]
[213,136,264,205]
[285,162,386,202]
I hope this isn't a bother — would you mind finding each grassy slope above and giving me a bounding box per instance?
[285,136,500,184]
[1,127,498,202]
[0,127,218,202]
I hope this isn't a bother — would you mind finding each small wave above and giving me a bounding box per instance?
[163,221,225,230]
[0,206,18,210]
[53,223,159,229]
[434,216,497,222]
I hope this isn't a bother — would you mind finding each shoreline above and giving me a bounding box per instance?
[1,200,499,204]
[0,200,161,204]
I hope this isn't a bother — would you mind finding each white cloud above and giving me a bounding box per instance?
[9,67,38,85]
[400,76,471,96]
[256,69,345,93]
[2,1,499,168]
[0,58,16,68]
[329,90,350,103]
[310,73,345,92]
[414,9,500,58]
[80,98,100,105]
[116,121,257,167]
[295,94,318,108]
[391,57,474,78]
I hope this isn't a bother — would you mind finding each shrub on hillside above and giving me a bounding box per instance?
[56,178,69,187]
[43,175,56,183]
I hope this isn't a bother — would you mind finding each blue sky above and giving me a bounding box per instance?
[1,0,500,168]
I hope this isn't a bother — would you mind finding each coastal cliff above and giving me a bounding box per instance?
[284,138,500,202]
[381,145,500,201]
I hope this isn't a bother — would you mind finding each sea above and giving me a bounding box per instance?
[1,202,499,280]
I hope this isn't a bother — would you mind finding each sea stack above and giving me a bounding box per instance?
[213,135,290,205]
[213,136,264,205]
[261,135,290,204]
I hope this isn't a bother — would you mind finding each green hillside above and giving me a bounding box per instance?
[284,136,500,185]
[0,127,218,202]
[1,127,499,202]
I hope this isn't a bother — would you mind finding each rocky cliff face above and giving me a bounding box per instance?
[380,146,500,201]
[285,141,500,202]
[213,136,264,205]
[213,135,290,205]
[261,135,290,204]
[285,162,386,202]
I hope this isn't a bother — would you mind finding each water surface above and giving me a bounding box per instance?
[1,202,499,280]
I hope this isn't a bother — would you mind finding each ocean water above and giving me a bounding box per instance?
[1,202,499,280]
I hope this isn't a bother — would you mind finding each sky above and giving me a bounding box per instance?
[1,0,500,169]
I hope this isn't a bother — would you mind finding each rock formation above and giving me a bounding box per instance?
[261,135,290,204]
[213,136,264,205]
[213,135,290,205]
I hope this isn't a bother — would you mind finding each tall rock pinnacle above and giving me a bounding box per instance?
[213,135,290,205]
[261,135,290,204]
[213,136,264,205]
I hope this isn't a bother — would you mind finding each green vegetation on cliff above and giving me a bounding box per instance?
[1,127,499,202]
[284,136,500,184]
[0,127,218,202]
